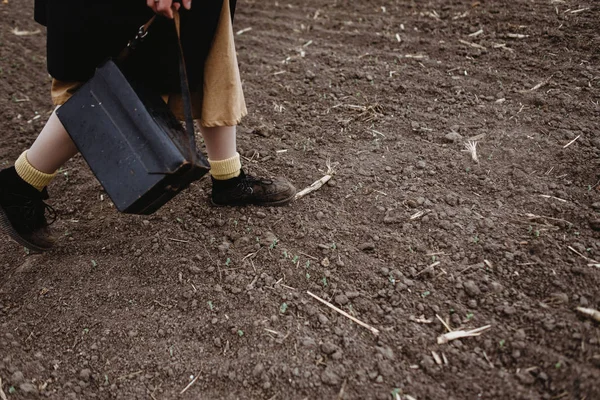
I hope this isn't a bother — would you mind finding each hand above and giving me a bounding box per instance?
[147,0,192,19]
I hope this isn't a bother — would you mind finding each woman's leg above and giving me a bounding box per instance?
[201,125,241,181]
[25,109,78,175]
[201,125,237,161]
[0,109,74,251]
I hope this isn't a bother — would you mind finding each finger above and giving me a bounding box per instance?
[146,0,159,14]
[156,0,174,18]
[182,0,192,10]
[146,0,158,13]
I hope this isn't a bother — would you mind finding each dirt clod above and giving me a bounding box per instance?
[18,383,38,394]
[334,294,349,306]
[463,280,481,297]
[358,243,375,252]
[79,369,92,381]
[11,371,24,385]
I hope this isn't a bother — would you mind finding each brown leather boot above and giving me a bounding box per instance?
[0,167,56,252]
[211,170,296,206]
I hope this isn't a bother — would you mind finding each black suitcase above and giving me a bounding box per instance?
[56,15,209,215]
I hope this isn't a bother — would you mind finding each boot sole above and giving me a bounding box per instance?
[211,191,296,207]
[0,206,51,253]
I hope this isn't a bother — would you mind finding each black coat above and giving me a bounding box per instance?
[34,0,235,93]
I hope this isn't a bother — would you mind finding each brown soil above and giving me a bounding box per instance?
[1,1,600,399]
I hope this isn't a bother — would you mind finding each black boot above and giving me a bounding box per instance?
[0,167,56,252]
[211,170,296,206]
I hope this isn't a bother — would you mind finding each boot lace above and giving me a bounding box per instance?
[7,194,56,229]
[237,174,273,195]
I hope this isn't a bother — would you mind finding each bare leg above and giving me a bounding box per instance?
[26,109,78,173]
[200,125,237,160]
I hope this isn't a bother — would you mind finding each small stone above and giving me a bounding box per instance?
[321,368,341,386]
[444,194,458,206]
[80,369,92,381]
[376,346,395,360]
[218,242,231,252]
[503,305,517,315]
[416,160,426,169]
[358,242,375,252]
[11,371,24,385]
[516,372,535,385]
[592,202,600,210]
[579,296,589,306]
[543,320,555,331]
[321,258,330,267]
[316,211,325,220]
[321,342,338,355]
[514,329,526,340]
[551,293,569,304]
[490,282,503,293]
[445,131,463,143]
[19,383,38,394]
[188,265,202,275]
[252,363,264,377]
[463,280,481,297]
[256,212,267,219]
[317,314,329,325]
[334,294,349,306]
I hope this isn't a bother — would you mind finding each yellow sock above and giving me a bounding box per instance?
[15,151,57,191]
[209,152,241,180]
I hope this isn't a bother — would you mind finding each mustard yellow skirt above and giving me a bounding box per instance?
[50,0,246,128]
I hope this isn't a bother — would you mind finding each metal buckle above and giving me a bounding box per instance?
[127,24,149,48]
[137,24,149,40]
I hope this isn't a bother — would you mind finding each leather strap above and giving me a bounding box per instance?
[173,11,197,162]
[117,10,197,162]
